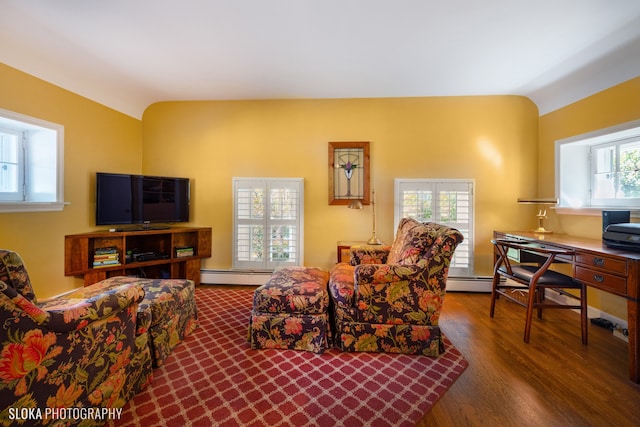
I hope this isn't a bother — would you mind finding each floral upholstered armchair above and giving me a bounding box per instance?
[328,218,464,356]
[0,250,153,425]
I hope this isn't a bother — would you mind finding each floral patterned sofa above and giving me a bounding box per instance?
[328,218,464,356]
[0,249,153,426]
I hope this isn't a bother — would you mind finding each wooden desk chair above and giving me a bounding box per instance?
[490,239,588,344]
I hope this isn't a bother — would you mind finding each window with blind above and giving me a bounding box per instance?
[232,178,304,270]
[394,179,474,276]
[0,108,65,211]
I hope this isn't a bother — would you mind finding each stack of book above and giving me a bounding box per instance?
[93,246,121,267]
[175,246,194,258]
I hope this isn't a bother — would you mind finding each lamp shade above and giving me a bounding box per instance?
[517,198,558,204]
[348,200,364,209]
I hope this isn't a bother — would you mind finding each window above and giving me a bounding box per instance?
[233,178,304,270]
[556,119,640,210]
[394,179,474,276]
[0,109,65,212]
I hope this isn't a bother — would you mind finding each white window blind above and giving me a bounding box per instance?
[233,178,304,270]
[394,179,474,276]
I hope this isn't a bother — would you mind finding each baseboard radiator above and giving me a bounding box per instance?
[447,276,493,292]
[201,269,272,286]
[201,269,492,292]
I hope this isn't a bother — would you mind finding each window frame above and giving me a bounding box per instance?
[0,108,65,212]
[232,177,304,271]
[590,137,640,207]
[394,178,474,276]
[0,126,24,201]
[556,119,640,213]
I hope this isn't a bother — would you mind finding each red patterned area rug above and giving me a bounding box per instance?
[110,287,467,427]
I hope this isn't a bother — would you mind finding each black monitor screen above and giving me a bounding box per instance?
[96,173,190,226]
[96,173,133,225]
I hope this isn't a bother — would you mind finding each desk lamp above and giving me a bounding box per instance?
[517,198,558,233]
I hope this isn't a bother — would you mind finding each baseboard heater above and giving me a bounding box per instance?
[201,269,492,292]
[447,276,492,292]
[201,269,272,286]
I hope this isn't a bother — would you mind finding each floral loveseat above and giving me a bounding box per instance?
[0,250,153,426]
[328,218,464,356]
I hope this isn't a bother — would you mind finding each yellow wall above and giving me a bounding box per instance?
[538,76,640,319]
[0,63,143,297]
[9,58,635,317]
[142,96,540,275]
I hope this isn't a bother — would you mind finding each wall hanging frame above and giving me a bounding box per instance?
[328,141,370,205]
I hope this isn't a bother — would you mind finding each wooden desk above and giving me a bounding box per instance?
[494,231,640,383]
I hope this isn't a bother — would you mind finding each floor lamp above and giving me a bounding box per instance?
[348,189,382,245]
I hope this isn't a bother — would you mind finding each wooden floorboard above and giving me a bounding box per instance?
[419,292,640,427]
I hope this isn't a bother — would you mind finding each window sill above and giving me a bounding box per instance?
[0,202,69,213]
[555,207,639,218]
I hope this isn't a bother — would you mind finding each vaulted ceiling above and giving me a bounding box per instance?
[2,0,640,119]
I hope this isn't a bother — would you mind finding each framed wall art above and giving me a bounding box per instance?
[328,141,370,205]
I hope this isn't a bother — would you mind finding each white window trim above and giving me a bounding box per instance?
[232,177,304,271]
[0,108,66,212]
[394,178,474,277]
[555,118,640,216]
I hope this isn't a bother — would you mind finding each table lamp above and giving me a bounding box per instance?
[517,198,558,233]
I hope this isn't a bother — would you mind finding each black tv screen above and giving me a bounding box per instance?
[96,172,190,226]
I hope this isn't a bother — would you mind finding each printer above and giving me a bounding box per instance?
[603,223,640,252]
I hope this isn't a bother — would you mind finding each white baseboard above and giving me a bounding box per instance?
[201,269,493,292]
[201,269,271,286]
[447,277,492,292]
[540,288,628,331]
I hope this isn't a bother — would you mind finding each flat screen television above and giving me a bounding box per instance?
[96,172,190,227]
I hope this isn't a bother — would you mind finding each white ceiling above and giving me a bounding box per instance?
[2,0,640,119]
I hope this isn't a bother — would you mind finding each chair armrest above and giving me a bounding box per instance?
[1,281,50,323]
[350,245,391,265]
[355,263,424,284]
[353,262,446,324]
[37,283,145,332]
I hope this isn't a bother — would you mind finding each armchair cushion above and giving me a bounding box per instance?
[330,260,445,325]
[387,218,435,265]
[37,283,147,332]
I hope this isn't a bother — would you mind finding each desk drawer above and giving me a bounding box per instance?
[575,266,627,295]
[575,253,627,275]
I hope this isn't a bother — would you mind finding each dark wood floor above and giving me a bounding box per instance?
[419,292,640,427]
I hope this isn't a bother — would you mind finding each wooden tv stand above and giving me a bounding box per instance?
[65,227,212,286]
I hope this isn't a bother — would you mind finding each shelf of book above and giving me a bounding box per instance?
[65,227,212,286]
